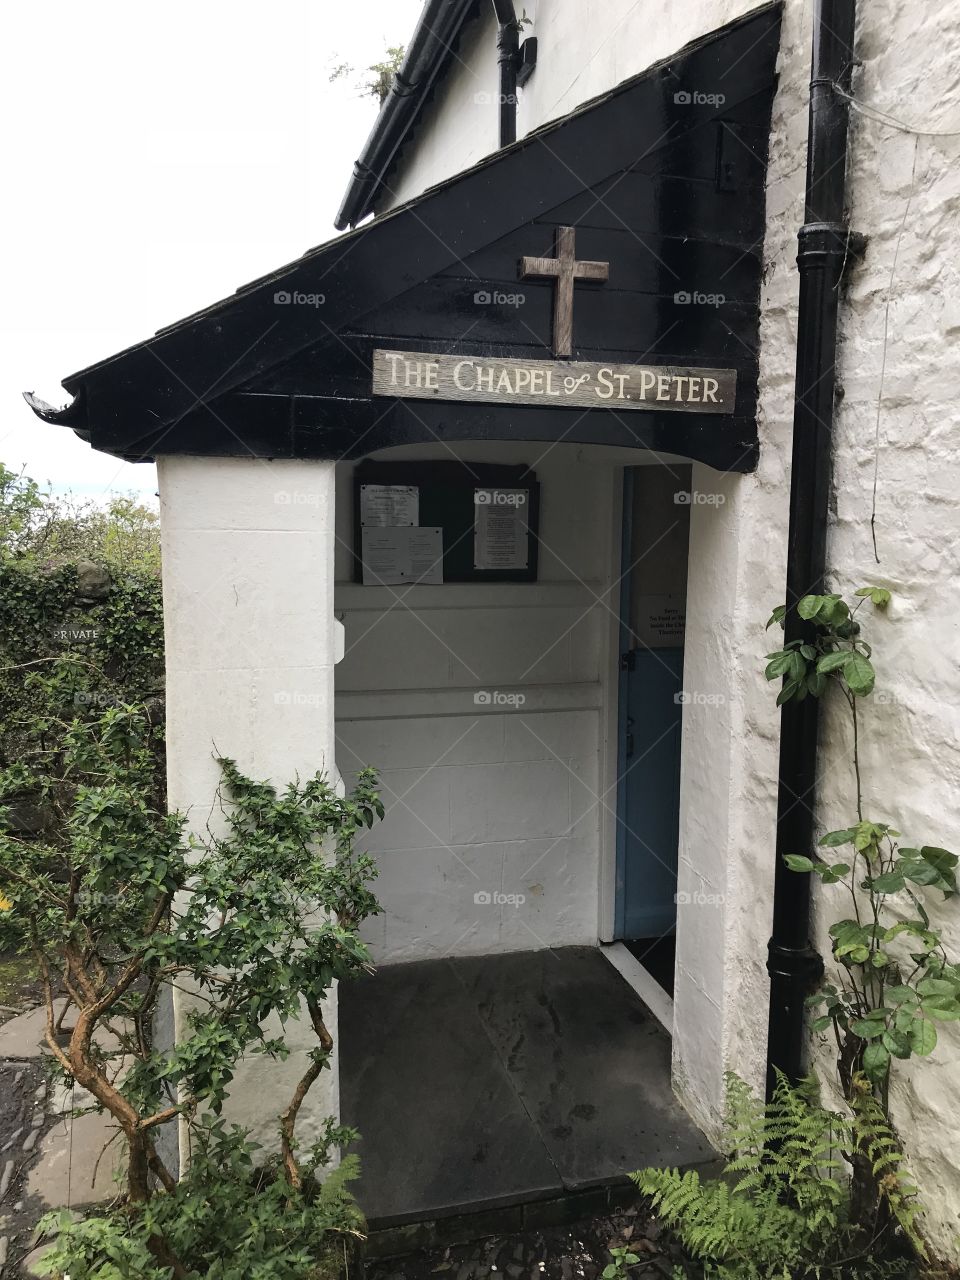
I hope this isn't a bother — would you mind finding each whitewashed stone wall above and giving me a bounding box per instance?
[813,1,960,1253]
[379,0,960,1257]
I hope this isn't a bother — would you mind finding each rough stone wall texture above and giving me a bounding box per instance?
[811,0,960,1255]
[380,0,960,1256]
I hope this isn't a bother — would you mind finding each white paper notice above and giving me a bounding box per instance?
[360,484,419,527]
[632,593,687,648]
[474,489,529,571]
[407,528,443,584]
[362,526,443,585]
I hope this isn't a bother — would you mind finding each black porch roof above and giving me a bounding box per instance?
[26,4,782,473]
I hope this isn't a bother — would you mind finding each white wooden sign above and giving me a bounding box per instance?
[372,349,737,415]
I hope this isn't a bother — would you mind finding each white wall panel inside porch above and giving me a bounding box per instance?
[334,443,613,965]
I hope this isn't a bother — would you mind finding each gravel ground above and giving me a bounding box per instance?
[362,1204,689,1280]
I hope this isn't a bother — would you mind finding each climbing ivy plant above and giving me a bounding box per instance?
[765,587,960,1107]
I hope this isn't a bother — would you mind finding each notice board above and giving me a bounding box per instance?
[353,460,540,584]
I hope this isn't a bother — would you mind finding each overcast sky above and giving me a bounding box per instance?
[2,0,422,501]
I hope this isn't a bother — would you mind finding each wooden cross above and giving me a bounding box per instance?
[520,226,609,357]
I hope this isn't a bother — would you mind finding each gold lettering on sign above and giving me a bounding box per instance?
[371,350,738,416]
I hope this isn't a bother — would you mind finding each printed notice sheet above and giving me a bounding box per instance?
[473,489,529,571]
[362,526,443,585]
[359,484,419,527]
[632,593,687,648]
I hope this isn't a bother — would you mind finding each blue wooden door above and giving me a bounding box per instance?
[614,468,687,941]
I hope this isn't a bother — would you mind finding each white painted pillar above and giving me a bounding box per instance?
[157,456,340,1153]
[672,463,784,1141]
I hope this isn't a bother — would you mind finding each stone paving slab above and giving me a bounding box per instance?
[0,1006,56,1061]
[0,1005,123,1277]
[455,947,714,1187]
[25,1109,123,1210]
[339,946,715,1225]
[340,956,561,1224]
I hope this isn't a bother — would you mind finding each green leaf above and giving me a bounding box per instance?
[820,862,850,884]
[882,1029,912,1059]
[885,986,919,1006]
[765,605,787,630]
[829,918,864,943]
[910,1019,937,1055]
[806,671,827,697]
[850,1017,886,1040]
[783,855,816,873]
[817,650,851,674]
[924,1005,960,1022]
[797,595,825,620]
[853,820,884,851]
[820,829,856,848]
[862,1042,891,1080]
[920,846,958,872]
[856,585,892,608]
[765,652,794,680]
[868,870,905,893]
[843,653,876,696]
[902,860,944,887]
[916,978,958,998]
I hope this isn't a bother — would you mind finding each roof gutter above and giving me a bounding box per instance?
[334,0,477,231]
[765,0,865,1095]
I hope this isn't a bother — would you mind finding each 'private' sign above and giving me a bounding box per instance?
[372,349,737,415]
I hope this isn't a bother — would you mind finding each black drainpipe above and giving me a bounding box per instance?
[492,0,520,146]
[765,0,865,1098]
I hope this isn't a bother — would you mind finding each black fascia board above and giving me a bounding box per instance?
[25,3,781,466]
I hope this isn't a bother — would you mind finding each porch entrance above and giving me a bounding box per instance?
[614,466,691,995]
[339,946,712,1226]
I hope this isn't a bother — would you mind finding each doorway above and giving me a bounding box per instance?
[614,465,691,997]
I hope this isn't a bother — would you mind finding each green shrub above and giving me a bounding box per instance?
[35,1119,364,1280]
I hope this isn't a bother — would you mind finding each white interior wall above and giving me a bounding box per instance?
[334,442,611,964]
[334,443,690,966]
